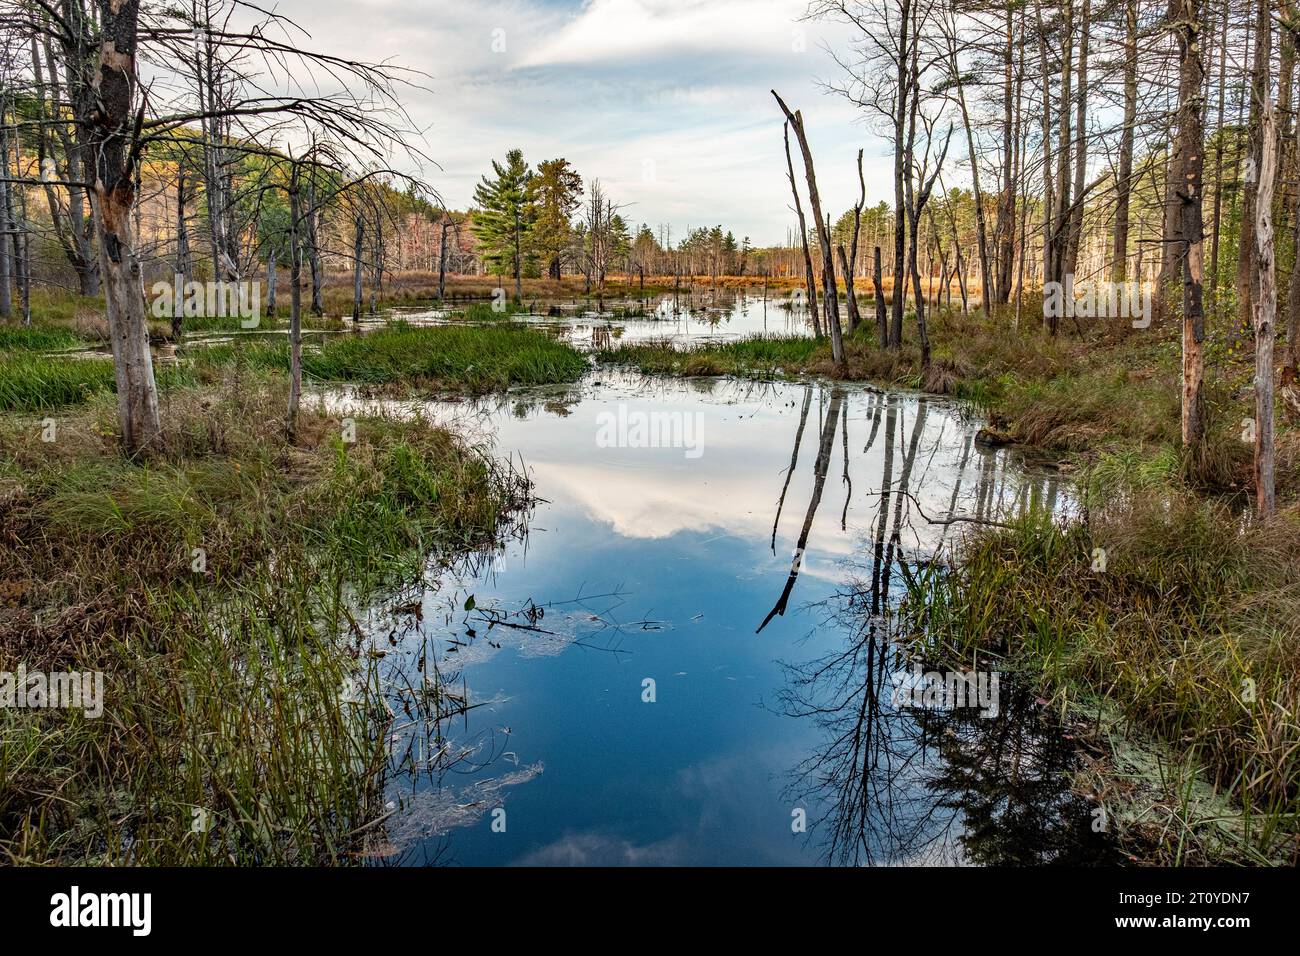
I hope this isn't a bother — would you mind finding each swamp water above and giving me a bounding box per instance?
[325,342,1114,866]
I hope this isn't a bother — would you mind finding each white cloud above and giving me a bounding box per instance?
[515,0,812,69]
[229,0,886,242]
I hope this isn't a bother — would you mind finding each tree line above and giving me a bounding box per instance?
[775,0,1294,518]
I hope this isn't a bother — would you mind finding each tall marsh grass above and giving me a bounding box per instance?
[0,372,530,863]
[902,495,1300,864]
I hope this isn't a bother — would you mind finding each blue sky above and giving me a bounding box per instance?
[268,0,899,245]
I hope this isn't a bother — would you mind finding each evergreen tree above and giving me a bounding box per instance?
[532,158,583,280]
[471,148,535,296]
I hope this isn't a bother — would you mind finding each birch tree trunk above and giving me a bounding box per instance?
[1254,101,1278,518]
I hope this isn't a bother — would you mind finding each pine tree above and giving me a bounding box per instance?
[471,148,535,297]
[532,158,583,279]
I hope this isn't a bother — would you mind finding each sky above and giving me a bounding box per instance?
[262,0,900,246]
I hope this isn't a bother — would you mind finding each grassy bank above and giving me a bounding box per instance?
[0,371,528,864]
[0,321,587,414]
[903,489,1300,865]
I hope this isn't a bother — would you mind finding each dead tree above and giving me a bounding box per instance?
[1254,101,1278,518]
[1171,0,1206,448]
[773,90,844,363]
[783,120,821,336]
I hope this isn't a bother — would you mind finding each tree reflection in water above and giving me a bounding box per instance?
[768,386,1116,865]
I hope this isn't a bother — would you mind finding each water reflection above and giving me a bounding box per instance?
[325,370,1107,865]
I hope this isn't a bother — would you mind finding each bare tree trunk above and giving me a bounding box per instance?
[1063,0,1089,278]
[86,0,160,456]
[266,249,277,317]
[992,6,1018,304]
[1035,0,1056,329]
[0,105,14,319]
[1113,0,1137,282]
[873,246,888,347]
[1255,101,1278,518]
[1209,1,1229,301]
[944,14,992,315]
[287,180,303,439]
[438,219,451,302]
[843,148,866,333]
[15,182,29,326]
[838,244,859,334]
[31,36,100,297]
[307,179,324,317]
[1238,0,1271,329]
[773,91,844,362]
[783,121,821,336]
[352,213,365,322]
[173,168,191,339]
[891,0,913,348]
[1173,0,1206,448]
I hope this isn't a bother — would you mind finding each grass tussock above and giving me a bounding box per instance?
[194,322,587,394]
[0,371,529,864]
[598,335,821,377]
[904,493,1300,865]
[0,355,117,412]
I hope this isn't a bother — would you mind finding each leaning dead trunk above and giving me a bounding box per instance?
[773,91,844,363]
[842,148,866,333]
[783,121,820,336]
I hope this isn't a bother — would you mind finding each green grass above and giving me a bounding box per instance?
[195,322,586,393]
[0,353,201,412]
[0,320,587,414]
[599,335,821,377]
[456,301,531,322]
[0,354,117,411]
[0,326,85,351]
[902,495,1300,864]
[0,372,529,864]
